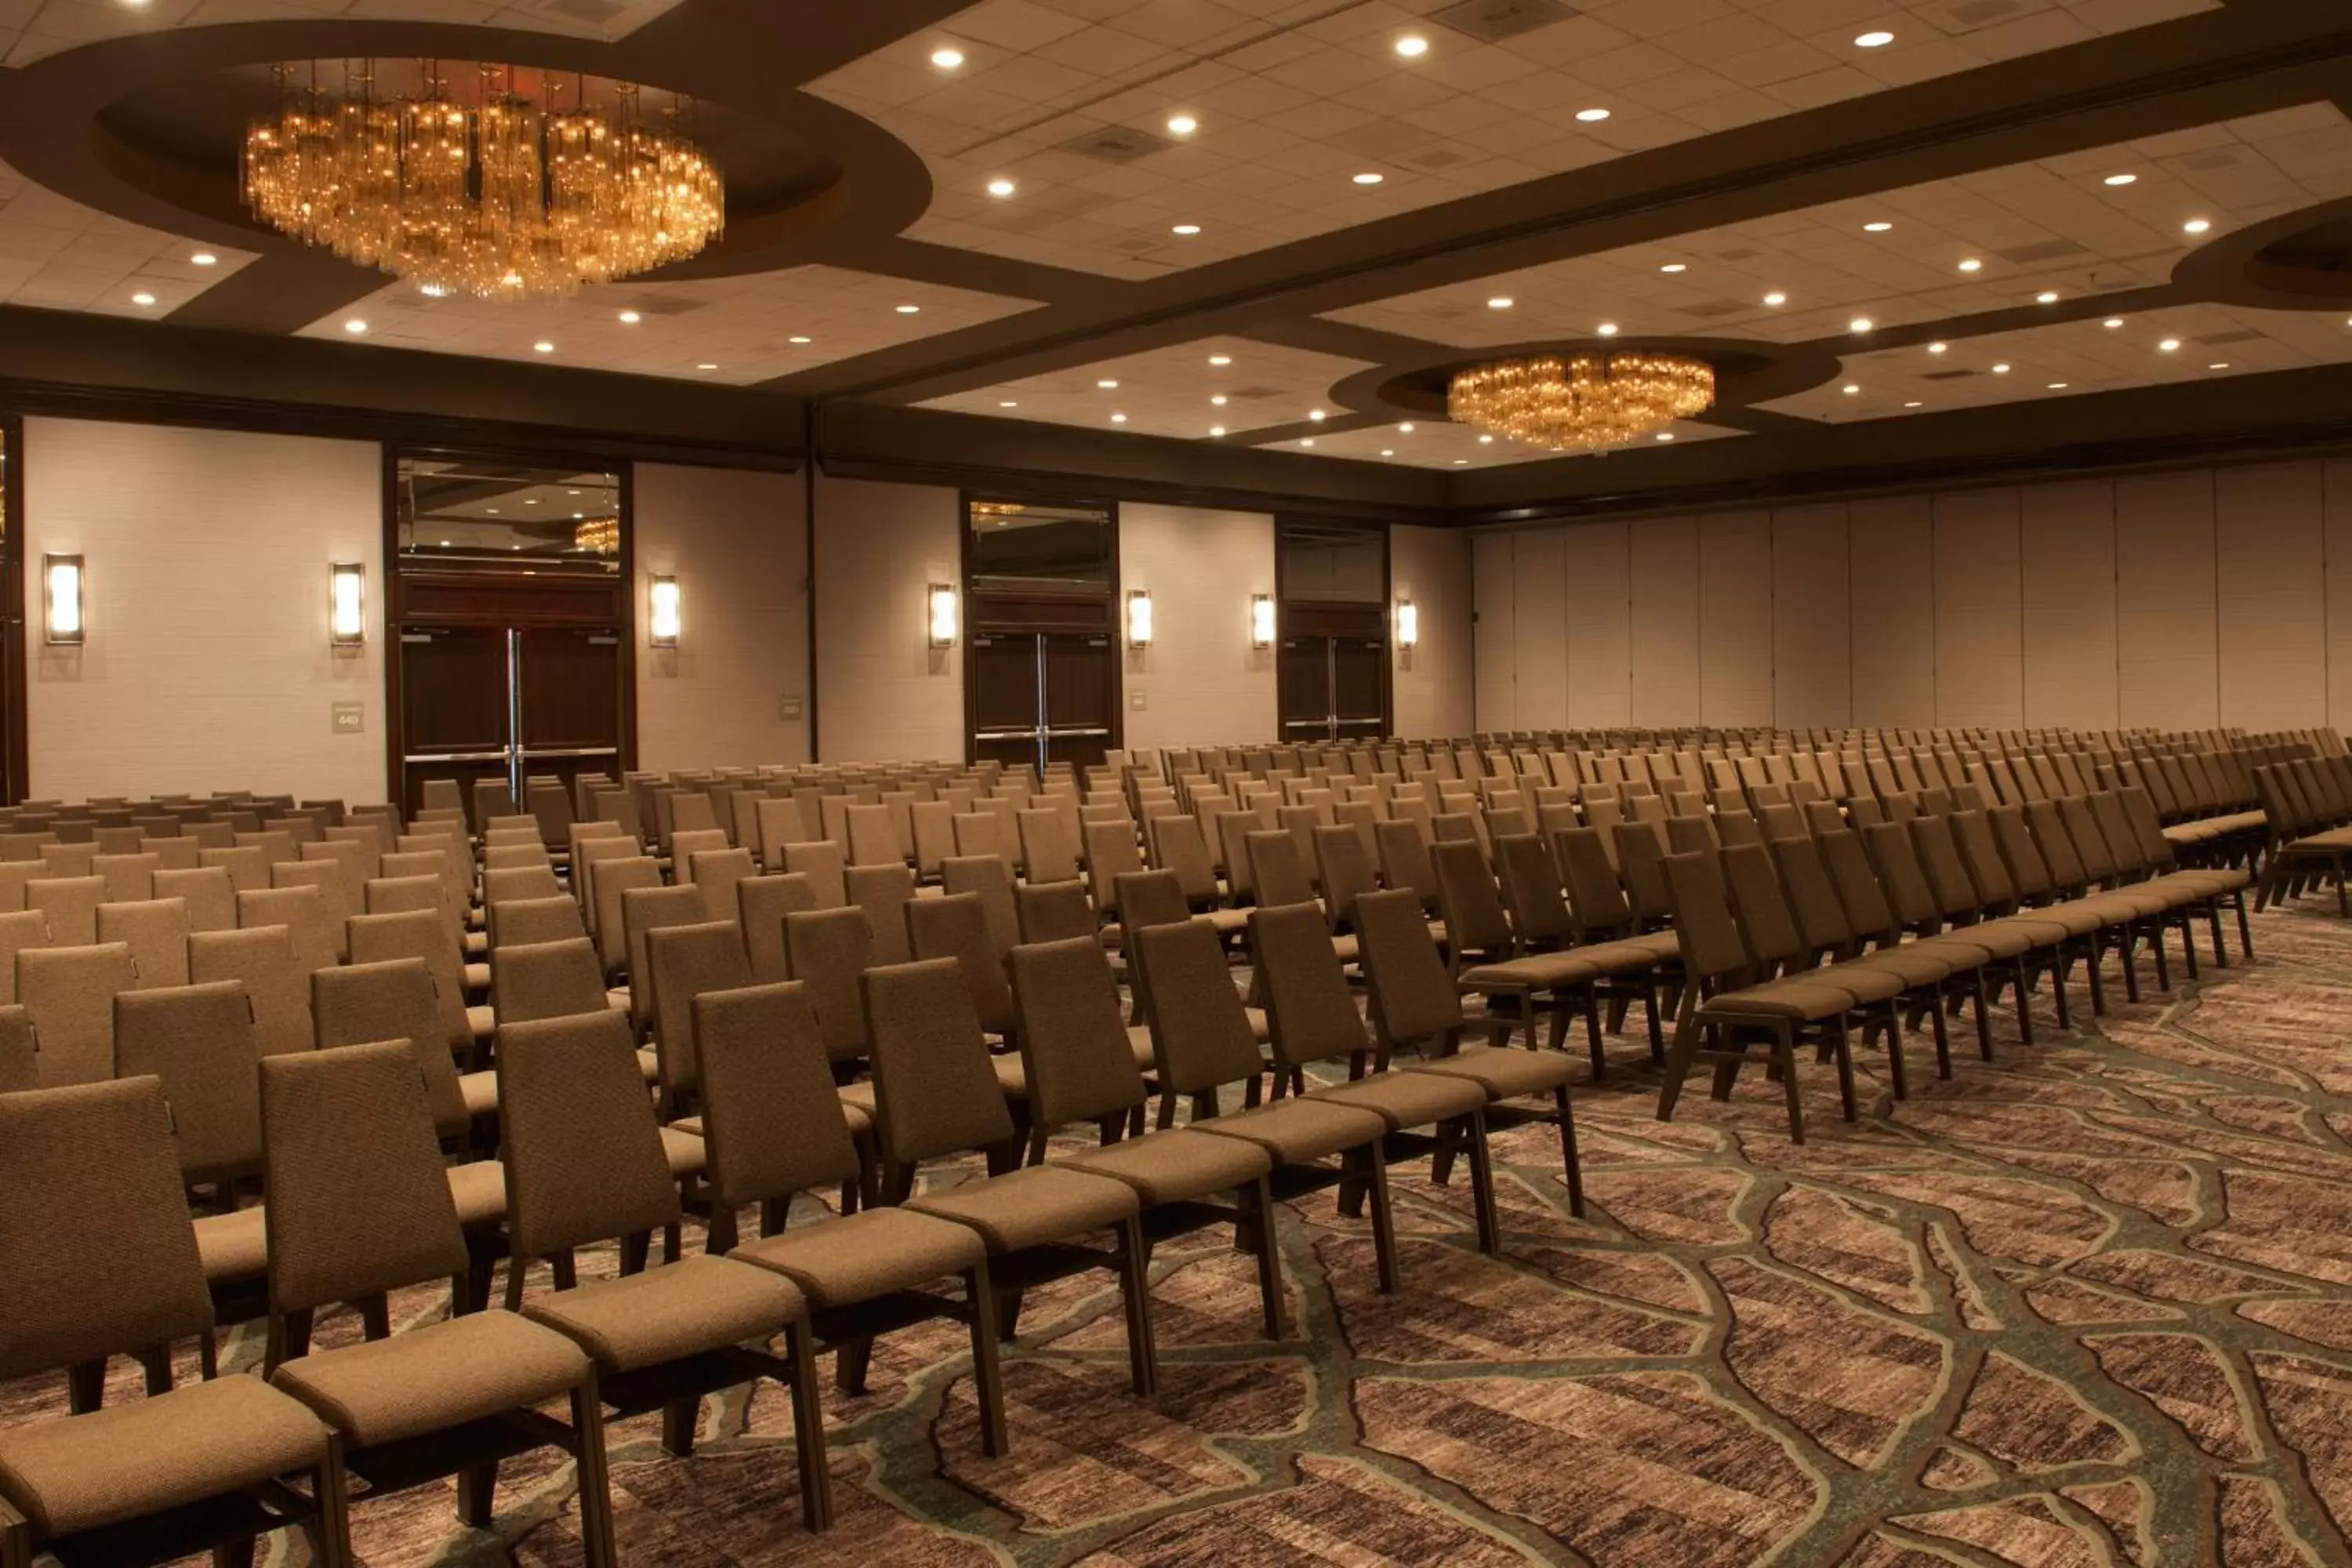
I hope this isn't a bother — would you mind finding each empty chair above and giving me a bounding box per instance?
[311,958,485,1138]
[484,864,564,908]
[347,908,483,1057]
[782,840,848,910]
[940,855,1021,960]
[688,847,757,930]
[0,1006,33,1093]
[27,876,104,946]
[593,857,662,982]
[98,896,191,989]
[93,851,158,904]
[494,937,621,1025]
[490,891,589,950]
[622,883,711,1036]
[191,924,314,1058]
[643,919,753,1114]
[906,891,1015,1043]
[786,907,877,1069]
[238,884,339,978]
[114,979,264,1193]
[272,859,355,961]
[154,865,237,934]
[738,872,818,984]
[1018,809,1080,884]
[1015,879,1098,946]
[18,942,138,1087]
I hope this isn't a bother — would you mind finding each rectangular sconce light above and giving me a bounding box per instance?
[648,575,681,647]
[1127,588,1154,648]
[1250,593,1275,648]
[1396,597,1419,648]
[42,554,83,646]
[328,562,365,646]
[928,583,958,648]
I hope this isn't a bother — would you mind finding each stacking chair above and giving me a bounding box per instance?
[1250,902,1502,1252]
[0,1078,335,1568]
[27,876,103,946]
[738,873,818,983]
[643,919,754,1133]
[154,866,237,935]
[256,1040,619,1566]
[908,891,1017,1047]
[19,942,137,1087]
[347,908,485,1059]
[99,897,191,989]
[1015,879,1098,945]
[191,925,314,1059]
[592,857,662,984]
[1017,809,1080,885]
[115,979,265,1203]
[482,865,563,909]
[495,1011,831,1530]
[696,981,1006,1450]
[311,959,494,1138]
[847,862,918,966]
[782,840,848,910]
[238,885,339,978]
[93,852,159,905]
[786,907,877,1075]
[487,892,588,950]
[860,959,1160,1388]
[0,1007,33,1093]
[941,855,1022,960]
[273,861,357,962]
[621,882,713,1039]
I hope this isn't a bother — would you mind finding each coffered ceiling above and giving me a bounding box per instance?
[2,0,2351,517]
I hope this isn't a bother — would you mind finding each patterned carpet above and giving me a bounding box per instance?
[20,891,2352,1566]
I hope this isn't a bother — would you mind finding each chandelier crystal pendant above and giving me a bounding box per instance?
[1447,351,1714,452]
[242,61,724,300]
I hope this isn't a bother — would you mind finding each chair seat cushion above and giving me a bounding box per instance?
[1123,1025,1160,1073]
[466,1003,495,1042]
[521,1254,803,1374]
[1849,947,1960,985]
[1576,936,1674,975]
[459,1070,498,1117]
[2160,869,2249,896]
[1191,1098,1389,1163]
[659,1124,706,1178]
[272,1308,586,1449]
[1311,1069,1489,1130]
[732,1207,985,1312]
[1973,915,2074,947]
[1940,922,2036,959]
[1812,962,1907,1004]
[635,1048,660,1084]
[838,1082,875,1122]
[446,1160,506,1226]
[1062,1128,1272,1206]
[1407,1045,1577,1100]
[1699,978,1860,1022]
[2013,903,2105,938]
[0,1375,328,1537]
[906,1166,1140,1253]
[464,931,488,956]
[607,986,631,1011]
[463,963,491,993]
[989,1053,1028,1099]
[1458,953,1599,993]
[194,1205,267,1286]
[1203,909,1253,936]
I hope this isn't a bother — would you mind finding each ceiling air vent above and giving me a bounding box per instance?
[1922,368,1980,380]
[1412,148,1467,170]
[620,292,704,317]
[1679,300,1747,319]
[2177,150,2242,172]
[2197,328,2261,345]
[1057,125,1176,163]
[1226,386,1285,401]
[1993,238,2090,265]
[1428,0,1580,42]
[1712,246,1762,262]
[1941,0,2026,27]
[541,0,627,22]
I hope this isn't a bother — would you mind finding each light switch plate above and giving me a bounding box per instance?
[780,696,804,720]
[1130,690,1147,710]
[331,702,365,735]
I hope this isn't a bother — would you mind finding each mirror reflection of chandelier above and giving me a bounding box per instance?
[241,61,725,301]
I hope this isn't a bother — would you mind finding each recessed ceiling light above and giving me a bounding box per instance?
[930,45,964,68]
[1110,412,1127,423]
[1208,354,1232,366]
[1300,438,1316,447]
[1855,29,1895,46]
[2183,218,2211,234]
[1210,394,1228,406]
[533,340,554,353]
[1381,449,1395,457]
[1927,341,1947,354]
[1957,258,1981,272]
[1167,114,1197,136]
[420,283,448,297]
[1209,426,1225,436]
[1849,317,1873,332]
[1763,291,1787,306]
[1171,223,1200,235]
[190,252,216,267]
[1660,263,1686,274]
[1309,409,1327,422]
[1596,322,1618,336]
[895,303,920,314]
[1452,458,1468,465]
[618,310,641,324]
[1864,221,1893,233]
[789,335,811,344]
[343,318,368,335]
[1655,431,1676,441]
[1576,107,1610,122]
[1991,362,2011,373]
[697,362,719,370]
[2159,338,2181,352]
[2036,290,2060,303]
[1352,172,1384,186]
[1487,296,1514,310]
[2103,318,2124,328]
[1394,34,1428,57]
[131,291,156,306]
[1477,434,1494,445]
[2047,382,2068,390]
[1000,400,1017,407]
[986,177,1016,198]
[1398,423,1415,433]
[2103,172,2136,186]
[1098,379,1119,389]
[1904,400,1922,408]
[1842,383,1860,394]
[523,498,539,506]
[2208,362,2230,370]
[487,508,500,515]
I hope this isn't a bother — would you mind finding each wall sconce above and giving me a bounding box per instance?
[42,554,83,646]
[1396,597,1419,649]
[328,562,365,646]
[648,575,681,647]
[1250,593,1275,648]
[1127,588,1154,648]
[928,583,959,648]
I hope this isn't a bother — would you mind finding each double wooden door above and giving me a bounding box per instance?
[1279,635,1387,743]
[969,630,1116,772]
[396,623,624,816]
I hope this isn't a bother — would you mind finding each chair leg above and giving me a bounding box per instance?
[1247,1177,1287,1340]
[2151,921,2172,991]
[1460,1110,1501,1257]
[784,1326,833,1533]
[455,1463,496,1530]
[569,1370,619,1568]
[1552,1084,1585,1218]
[1879,1002,1907,1099]
[2235,891,2255,959]
[209,1538,256,1568]
[1363,1141,1399,1294]
[659,1398,699,1459]
[1116,1216,1160,1398]
[2010,961,2035,1048]
[1828,1020,1857,1123]
[309,1432,354,1568]
[965,1265,1010,1457]
[1775,1024,1806,1145]
[2085,937,2107,1015]
[2049,951,2072,1032]
[1429,1116,1460,1187]
[1970,971,1994,1062]
[1583,991,1606,1080]
[1654,991,1704,1123]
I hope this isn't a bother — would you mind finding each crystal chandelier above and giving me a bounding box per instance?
[242,62,724,300]
[1447,352,1714,452]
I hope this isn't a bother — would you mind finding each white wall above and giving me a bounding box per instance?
[633,462,809,771]
[1119,503,1276,750]
[812,474,964,763]
[1474,457,2352,733]
[1392,523,1472,739]
[23,417,386,802]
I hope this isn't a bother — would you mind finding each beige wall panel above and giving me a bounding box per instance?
[1120,505,1277,751]
[1931,488,2024,728]
[1628,516,1700,726]
[1770,503,1851,730]
[634,463,810,771]
[1472,529,1516,732]
[1562,521,1633,728]
[1509,528,1569,729]
[24,418,386,804]
[2115,470,2220,731]
[2215,461,2326,732]
[1698,510,1773,726]
[1392,524,1473,739]
[812,475,964,763]
[2019,480,2119,731]
[1847,495,1936,727]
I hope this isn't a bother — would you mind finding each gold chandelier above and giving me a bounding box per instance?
[1447,352,1714,452]
[242,62,724,300]
[572,516,620,554]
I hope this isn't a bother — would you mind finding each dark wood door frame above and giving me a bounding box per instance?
[1272,516,1393,740]
[957,489,1122,767]
[0,413,26,804]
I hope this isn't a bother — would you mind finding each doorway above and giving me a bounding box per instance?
[387,455,632,818]
[963,496,1119,771]
[971,630,1117,772]
[1275,519,1390,742]
[1279,634,1388,743]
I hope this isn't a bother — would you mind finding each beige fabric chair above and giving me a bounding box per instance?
[238,885,339,979]
[621,884,710,1035]
[93,851,160,905]
[0,909,46,1007]
[202,844,274,897]
[906,892,1015,1043]
[592,858,662,982]
[783,907,874,1069]
[99,898,191,989]
[643,920,752,1114]
[0,1005,33,1094]
[154,866,237,935]
[258,1040,618,1566]
[0,1078,333,1566]
[27,877,104,946]
[19,942,138,1088]
[272,861,355,962]
[688,848,757,931]
[847,862,917,967]
[737,873,817,983]
[310,959,485,1138]
[494,1010,830,1530]
[347,908,485,1056]
[782,841,848,910]
[191,926,314,1059]
[488,893,587,950]
[482,865,563,908]
[114,978,264,1192]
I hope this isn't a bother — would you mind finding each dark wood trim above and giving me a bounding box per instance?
[802,401,820,765]
[0,412,26,805]
[617,459,640,779]
[379,445,403,811]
